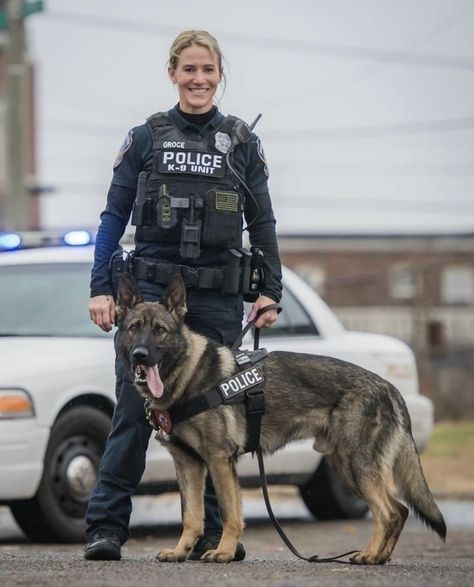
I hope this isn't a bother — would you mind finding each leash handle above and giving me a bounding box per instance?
[231,303,282,351]
[256,448,358,564]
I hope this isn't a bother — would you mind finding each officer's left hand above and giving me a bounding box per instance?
[247,295,279,329]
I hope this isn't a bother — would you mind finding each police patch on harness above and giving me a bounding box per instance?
[218,367,264,401]
[158,150,226,177]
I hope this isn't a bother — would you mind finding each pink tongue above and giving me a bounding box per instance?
[145,365,164,398]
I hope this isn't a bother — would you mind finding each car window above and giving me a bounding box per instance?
[247,286,319,338]
[0,263,111,338]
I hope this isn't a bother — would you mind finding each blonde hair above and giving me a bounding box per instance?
[168,30,226,95]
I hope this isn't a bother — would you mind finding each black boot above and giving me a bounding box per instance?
[84,529,121,561]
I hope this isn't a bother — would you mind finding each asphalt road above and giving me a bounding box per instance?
[1,491,473,587]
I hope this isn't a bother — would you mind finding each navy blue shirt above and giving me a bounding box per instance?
[91,105,282,301]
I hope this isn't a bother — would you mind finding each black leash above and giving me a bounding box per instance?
[231,303,281,351]
[239,303,358,564]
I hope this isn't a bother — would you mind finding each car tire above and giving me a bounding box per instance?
[298,458,369,520]
[9,406,111,543]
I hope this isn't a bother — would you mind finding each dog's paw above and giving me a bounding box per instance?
[350,551,389,565]
[201,548,235,563]
[156,549,188,562]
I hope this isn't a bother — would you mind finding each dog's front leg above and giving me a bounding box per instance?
[201,456,243,563]
[157,451,206,562]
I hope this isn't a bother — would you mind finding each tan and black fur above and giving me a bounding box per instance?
[116,272,446,564]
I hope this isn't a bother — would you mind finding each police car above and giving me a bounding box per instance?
[0,231,434,542]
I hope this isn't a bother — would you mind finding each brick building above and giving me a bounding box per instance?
[278,233,474,348]
[278,232,474,418]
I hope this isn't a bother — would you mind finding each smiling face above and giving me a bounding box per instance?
[168,44,222,114]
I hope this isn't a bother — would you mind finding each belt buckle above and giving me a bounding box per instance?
[145,263,156,282]
[185,267,200,289]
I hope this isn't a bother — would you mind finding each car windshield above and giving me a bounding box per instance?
[0,262,111,338]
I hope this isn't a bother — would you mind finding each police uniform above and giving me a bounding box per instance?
[86,104,282,545]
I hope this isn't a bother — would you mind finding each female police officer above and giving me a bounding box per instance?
[84,30,282,561]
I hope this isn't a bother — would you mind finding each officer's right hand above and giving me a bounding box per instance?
[89,295,115,332]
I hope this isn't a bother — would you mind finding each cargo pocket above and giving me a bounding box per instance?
[202,189,243,248]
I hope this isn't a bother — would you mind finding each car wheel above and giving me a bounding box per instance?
[298,458,369,520]
[9,406,111,543]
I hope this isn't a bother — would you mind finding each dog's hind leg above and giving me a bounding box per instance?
[201,456,243,563]
[378,494,408,562]
[350,479,406,565]
[157,452,206,562]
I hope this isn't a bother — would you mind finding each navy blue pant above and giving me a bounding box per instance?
[85,280,243,545]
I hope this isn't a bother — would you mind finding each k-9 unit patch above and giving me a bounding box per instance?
[158,150,226,177]
[218,367,264,401]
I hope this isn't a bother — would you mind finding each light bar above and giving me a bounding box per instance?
[0,232,22,250]
[63,230,92,246]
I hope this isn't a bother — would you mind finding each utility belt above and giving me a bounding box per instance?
[109,247,264,302]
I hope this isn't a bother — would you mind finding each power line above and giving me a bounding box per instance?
[273,195,474,213]
[42,9,474,71]
[41,115,474,141]
[264,117,474,141]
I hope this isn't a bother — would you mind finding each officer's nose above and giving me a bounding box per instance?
[132,346,149,362]
[193,71,205,84]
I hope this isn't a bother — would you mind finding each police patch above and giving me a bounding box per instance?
[256,137,269,178]
[158,149,226,177]
[215,131,231,154]
[113,129,134,169]
[218,367,264,401]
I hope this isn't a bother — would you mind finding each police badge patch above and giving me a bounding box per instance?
[113,129,134,169]
[256,137,269,177]
[215,131,232,154]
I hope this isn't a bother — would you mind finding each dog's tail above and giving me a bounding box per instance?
[395,439,447,541]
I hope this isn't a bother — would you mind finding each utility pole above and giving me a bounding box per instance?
[3,0,28,229]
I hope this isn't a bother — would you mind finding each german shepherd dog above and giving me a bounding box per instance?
[116,272,446,564]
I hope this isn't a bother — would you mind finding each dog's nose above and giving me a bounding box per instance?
[132,346,149,362]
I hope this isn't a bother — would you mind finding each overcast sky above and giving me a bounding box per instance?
[26,0,474,235]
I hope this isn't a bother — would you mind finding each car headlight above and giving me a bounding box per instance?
[0,389,35,419]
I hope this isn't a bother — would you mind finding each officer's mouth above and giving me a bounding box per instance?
[134,363,164,399]
[188,87,210,95]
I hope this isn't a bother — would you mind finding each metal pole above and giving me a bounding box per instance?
[4,0,28,230]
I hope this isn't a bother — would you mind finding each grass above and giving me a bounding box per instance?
[420,421,474,498]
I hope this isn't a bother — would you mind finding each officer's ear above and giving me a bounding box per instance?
[159,273,187,322]
[168,66,177,84]
[116,273,143,323]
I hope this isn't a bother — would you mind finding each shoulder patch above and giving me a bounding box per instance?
[113,129,134,169]
[256,137,269,177]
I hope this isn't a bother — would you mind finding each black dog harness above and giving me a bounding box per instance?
[145,348,268,453]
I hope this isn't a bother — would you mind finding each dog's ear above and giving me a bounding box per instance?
[115,272,143,322]
[159,272,187,321]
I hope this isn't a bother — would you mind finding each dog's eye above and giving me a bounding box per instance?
[154,325,167,335]
[128,323,139,333]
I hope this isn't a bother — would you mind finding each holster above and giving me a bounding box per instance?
[108,248,134,301]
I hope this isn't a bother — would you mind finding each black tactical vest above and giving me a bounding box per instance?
[131,112,246,259]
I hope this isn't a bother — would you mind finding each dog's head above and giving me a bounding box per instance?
[115,272,188,402]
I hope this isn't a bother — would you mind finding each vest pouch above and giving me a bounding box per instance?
[202,189,242,249]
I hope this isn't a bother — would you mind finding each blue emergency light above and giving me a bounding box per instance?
[62,230,92,246]
[0,232,22,250]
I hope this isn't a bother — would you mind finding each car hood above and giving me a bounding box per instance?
[0,337,115,386]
